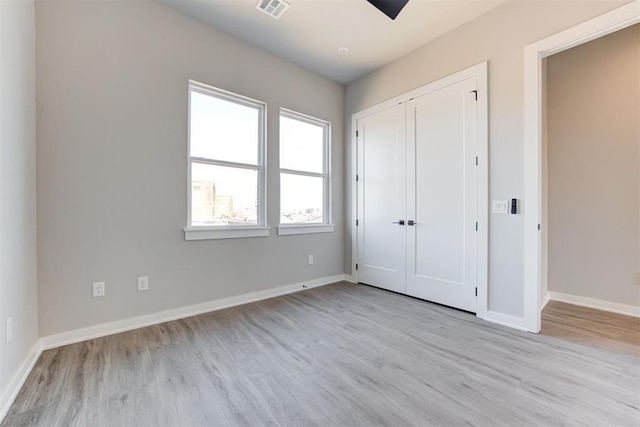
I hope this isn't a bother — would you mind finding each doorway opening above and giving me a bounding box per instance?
[523,1,640,332]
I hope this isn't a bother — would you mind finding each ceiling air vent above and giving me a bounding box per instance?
[256,0,290,19]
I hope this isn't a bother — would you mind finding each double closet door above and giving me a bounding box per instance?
[356,76,478,313]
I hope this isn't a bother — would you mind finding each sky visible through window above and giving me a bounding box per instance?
[280,115,325,224]
[190,90,325,226]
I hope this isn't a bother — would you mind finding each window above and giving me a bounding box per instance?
[278,109,333,235]
[185,81,268,240]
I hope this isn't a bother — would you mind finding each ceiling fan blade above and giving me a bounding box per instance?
[366,0,409,20]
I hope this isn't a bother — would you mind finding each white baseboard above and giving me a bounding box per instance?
[479,311,529,332]
[0,341,42,422]
[40,274,348,351]
[547,292,640,318]
[541,292,551,310]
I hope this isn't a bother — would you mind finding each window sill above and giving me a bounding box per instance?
[277,224,335,236]
[184,226,271,241]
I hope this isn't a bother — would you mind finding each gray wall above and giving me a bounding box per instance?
[344,0,630,318]
[36,0,345,337]
[546,24,640,306]
[0,0,38,404]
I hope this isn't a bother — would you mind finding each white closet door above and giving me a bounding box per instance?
[405,77,478,312]
[356,104,407,294]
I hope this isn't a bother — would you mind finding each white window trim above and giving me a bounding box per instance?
[278,108,332,234]
[185,226,270,241]
[277,224,335,236]
[185,80,268,241]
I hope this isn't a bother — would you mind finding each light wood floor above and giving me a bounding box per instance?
[542,300,640,357]
[3,282,639,426]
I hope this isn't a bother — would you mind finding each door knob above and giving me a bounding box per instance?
[392,220,405,226]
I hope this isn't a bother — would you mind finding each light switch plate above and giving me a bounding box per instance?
[492,200,509,214]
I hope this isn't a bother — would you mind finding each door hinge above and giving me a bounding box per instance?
[475,222,478,231]
[475,287,478,297]
[538,224,541,231]
[476,156,478,166]
[356,130,359,138]
[355,263,359,271]
[471,90,478,101]
[356,219,359,226]
[356,174,359,182]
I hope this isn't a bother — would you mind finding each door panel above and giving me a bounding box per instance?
[356,104,406,294]
[406,78,478,312]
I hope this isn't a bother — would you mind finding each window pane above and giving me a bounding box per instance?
[280,173,324,224]
[190,91,259,165]
[280,116,324,173]
[191,162,258,226]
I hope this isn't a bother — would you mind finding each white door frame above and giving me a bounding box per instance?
[523,1,640,332]
[351,62,489,318]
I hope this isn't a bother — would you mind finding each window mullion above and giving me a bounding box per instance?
[280,168,325,178]
[191,157,260,171]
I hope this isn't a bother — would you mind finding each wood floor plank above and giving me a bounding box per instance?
[542,300,640,356]
[3,282,639,426]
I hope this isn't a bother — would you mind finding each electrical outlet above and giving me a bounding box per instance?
[93,282,105,298]
[6,317,13,344]
[137,276,149,292]
[308,255,314,265]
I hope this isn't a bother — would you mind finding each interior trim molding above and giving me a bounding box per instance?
[0,342,43,422]
[547,292,640,318]
[541,292,550,311]
[40,274,349,351]
[478,311,528,332]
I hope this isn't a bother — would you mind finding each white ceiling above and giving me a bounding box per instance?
[158,0,508,84]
